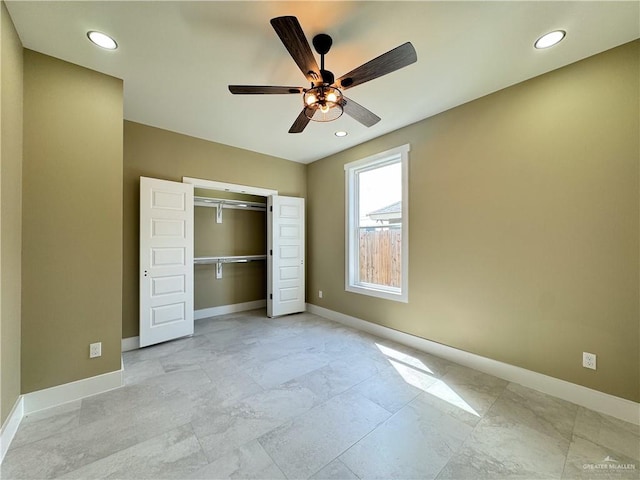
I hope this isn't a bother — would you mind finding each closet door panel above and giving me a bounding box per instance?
[140,177,194,347]
[268,195,305,317]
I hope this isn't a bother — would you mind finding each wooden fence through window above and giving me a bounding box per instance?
[359,227,402,287]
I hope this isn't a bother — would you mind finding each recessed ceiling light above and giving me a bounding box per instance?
[87,31,118,50]
[534,30,566,49]
[335,131,348,137]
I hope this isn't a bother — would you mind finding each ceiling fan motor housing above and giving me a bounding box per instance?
[312,34,333,55]
[319,69,335,86]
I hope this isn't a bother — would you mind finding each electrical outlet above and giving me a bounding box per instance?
[318,290,323,299]
[89,342,102,359]
[582,352,596,370]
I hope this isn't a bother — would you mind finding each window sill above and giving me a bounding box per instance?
[345,283,408,303]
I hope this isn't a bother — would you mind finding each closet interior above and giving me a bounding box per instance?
[193,188,267,314]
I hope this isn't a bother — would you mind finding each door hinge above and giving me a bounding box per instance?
[269,294,273,300]
[270,206,273,212]
[269,249,272,256]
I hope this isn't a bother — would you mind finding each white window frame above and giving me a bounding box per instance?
[345,144,409,303]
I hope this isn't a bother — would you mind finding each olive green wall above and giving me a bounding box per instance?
[1,1,23,424]
[307,41,639,402]
[123,121,306,338]
[22,50,123,393]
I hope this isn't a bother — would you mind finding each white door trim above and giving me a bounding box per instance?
[182,177,278,197]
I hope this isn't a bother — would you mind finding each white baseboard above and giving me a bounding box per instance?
[122,301,267,352]
[22,367,123,415]
[306,303,640,426]
[1,396,24,462]
[194,299,266,320]
[121,336,140,352]
[1,367,123,461]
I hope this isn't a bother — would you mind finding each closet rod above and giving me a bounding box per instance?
[194,196,266,224]
[194,196,266,209]
[194,255,267,265]
[194,255,267,279]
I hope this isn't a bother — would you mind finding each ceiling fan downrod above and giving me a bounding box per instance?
[300,32,342,121]
[312,33,335,86]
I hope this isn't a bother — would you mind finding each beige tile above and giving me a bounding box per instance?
[187,440,285,480]
[482,383,579,442]
[310,459,359,480]
[340,394,473,479]
[438,419,570,479]
[245,350,330,389]
[259,391,391,479]
[352,363,433,413]
[1,402,191,479]
[10,401,82,449]
[573,407,640,462]
[4,311,636,480]
[194,402,285,463]
[562,435,639,480]
[60,424,208,479]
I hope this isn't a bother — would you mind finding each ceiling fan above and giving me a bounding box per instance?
[228,16,417,133]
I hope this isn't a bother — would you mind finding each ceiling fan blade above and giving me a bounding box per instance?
[289,109,311,133]
[336,42,417,90]
[229,85,303,95]
[342,97,381,127]
[271,16,322,84]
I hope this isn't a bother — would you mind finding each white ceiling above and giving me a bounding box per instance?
[6,1,639,164]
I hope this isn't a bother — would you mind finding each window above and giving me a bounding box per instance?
[345,144,409,302]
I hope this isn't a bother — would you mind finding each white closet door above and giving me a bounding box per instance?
[139,177,194,347]
[268,195,305,317]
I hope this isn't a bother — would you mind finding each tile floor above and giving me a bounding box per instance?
[2,310,638,479]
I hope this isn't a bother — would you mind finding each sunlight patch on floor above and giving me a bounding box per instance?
[375,343,434,374]
[423,379,480,417]
[376,343,480,417]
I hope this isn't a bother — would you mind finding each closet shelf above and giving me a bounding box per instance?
[194,255,266,279]
[194,196,266,223]
[194,255,266,265]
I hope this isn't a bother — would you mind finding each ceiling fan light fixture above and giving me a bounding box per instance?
[303,85,344,122]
